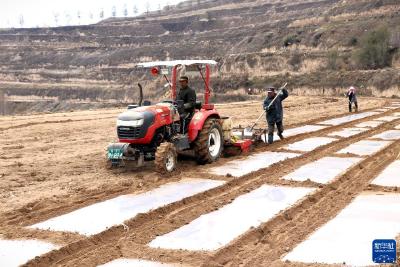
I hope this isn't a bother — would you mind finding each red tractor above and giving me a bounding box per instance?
[107,60,239,173]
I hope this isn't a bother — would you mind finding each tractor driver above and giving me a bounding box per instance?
[177,76,196,133]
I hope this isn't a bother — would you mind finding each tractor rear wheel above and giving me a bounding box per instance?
[194,119,223,164]
[155,142,177,174]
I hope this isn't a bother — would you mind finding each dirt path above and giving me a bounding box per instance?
[7,100,397,266]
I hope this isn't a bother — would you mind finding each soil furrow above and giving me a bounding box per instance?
[4,107,395,227]
[22,109,400,266]
[206,142,400,267]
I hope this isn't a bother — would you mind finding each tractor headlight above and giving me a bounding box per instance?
[117,119,144,127]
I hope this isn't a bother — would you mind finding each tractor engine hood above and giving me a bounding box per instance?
[117,110,155,127]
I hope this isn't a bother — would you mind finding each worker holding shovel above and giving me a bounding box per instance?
[263,85,289,144]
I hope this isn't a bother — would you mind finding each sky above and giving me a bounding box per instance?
[0,0,183,28]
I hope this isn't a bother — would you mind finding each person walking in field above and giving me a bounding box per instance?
[347,86,358,112]
[263,85,289,144]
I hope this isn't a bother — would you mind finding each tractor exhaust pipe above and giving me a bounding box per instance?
[138,83,143,106]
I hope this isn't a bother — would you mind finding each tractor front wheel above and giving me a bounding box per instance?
[155,142,178,174]
[194,119,223,164]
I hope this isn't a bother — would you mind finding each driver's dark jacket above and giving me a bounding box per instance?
[177,86,196,113]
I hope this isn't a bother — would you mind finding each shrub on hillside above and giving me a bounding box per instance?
[312,32,323,47]
[327,49,339,70]
[354,26,391,69]
[390,29,400,49]
[348,36,358,46]
[283,34,301,47]
[288,50,302,71]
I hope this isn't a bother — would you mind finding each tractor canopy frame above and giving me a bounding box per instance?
[136,60,217,108]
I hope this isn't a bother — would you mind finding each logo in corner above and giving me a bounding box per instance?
[372,239,396,264]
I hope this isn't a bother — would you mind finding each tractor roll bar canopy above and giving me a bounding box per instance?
[136,60,217,68]
[136,60,217,106]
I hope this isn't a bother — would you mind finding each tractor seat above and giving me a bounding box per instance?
[195,101,202,109]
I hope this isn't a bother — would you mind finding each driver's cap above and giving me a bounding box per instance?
[179,76,189,82]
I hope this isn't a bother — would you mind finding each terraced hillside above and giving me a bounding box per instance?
[0,0,399,114]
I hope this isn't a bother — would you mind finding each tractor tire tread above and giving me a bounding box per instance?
[155,142,177,174]
[194,119,223,165]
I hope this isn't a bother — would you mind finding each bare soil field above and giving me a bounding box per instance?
[1,95,400,267]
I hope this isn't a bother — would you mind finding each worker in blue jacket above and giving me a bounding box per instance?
[263,85,289,144]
